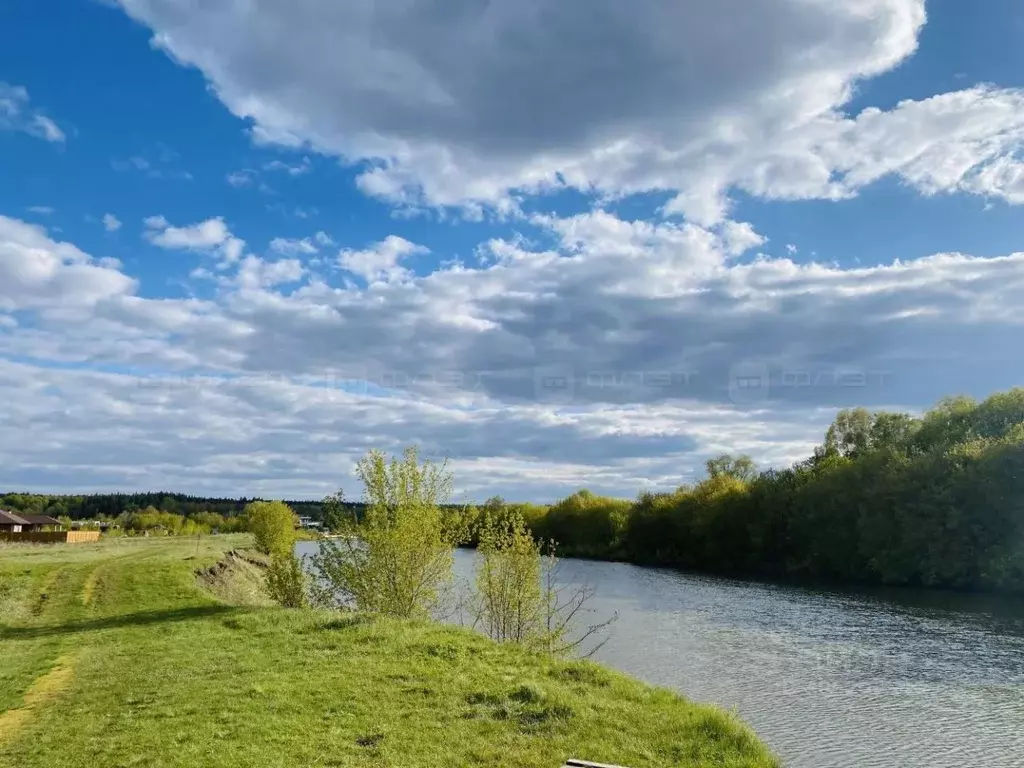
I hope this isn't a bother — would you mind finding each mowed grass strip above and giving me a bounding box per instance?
[0,655,76,746]
[0,559,93,714]
[0,537,779,768]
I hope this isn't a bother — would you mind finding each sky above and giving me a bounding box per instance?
[2,0,1024,502]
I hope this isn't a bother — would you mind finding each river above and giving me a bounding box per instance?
[298,542,1024,767]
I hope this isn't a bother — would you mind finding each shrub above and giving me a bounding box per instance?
[245,500,298,556]
[265,553,307,608]
[471,512,544,645]
[470,511,616,656]
[310,447,463,617]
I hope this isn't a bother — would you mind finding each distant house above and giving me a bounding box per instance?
[0,510,30,532]
[297,515,322,530]
[0,512,64,533]
[19,515,64,532]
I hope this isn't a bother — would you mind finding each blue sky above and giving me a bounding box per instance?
[2,0,1024,500]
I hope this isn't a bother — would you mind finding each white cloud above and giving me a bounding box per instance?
[264,156,312,176]
[28,206,54,215]
[235,256,306,289]
[102,213,122,232]
[113,156,151,172]
[269,236,318,256]
[144,215,246,263]
[0,216,135,312]
[97,2,956,216]
[145,216,227,248]
[0,357,826,498]
[110,2,1024,223]
[719,221,766,258]
[30,115,65,143]
[5,212,1024,495]
[226,169,257,188]
[339,236,429,283]
[0,83,65,143]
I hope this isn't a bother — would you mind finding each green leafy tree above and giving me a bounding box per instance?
[869,412,919,450]
[705,454,758,482]
[243,500,304,607]
[540,490,632,559]
[321,489,350,533]
[824,408,874,458]
[310,447,463,617]
[245,500,298,556]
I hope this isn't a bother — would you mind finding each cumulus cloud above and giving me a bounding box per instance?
[91,3,983,216]
[0,82,65,143]
[235,255,305,289]
[110,1,1024,224]
[11,211,1024,411]
[0,216,134,312]
[5,212,1024,495]
[339,236,429,283]
[264,157,312,176]
[144,215,246,263]
[269,236,319,257]
[102,213,122,232]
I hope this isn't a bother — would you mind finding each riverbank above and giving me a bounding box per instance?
[0,536,778,767]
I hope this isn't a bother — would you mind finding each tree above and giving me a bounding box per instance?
[912,395,977,453]
[245,500,297,556]
[471,511,544,645]
[310,447,463,618]
[869,412,919,451]
[540,490,632,559]
[705,454,758,482]
[321,489,349,533]
[470,511,616,656]
[243,500,304,607]
[823,408,874,458]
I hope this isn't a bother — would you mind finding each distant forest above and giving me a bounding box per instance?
[496,388,1024,595]
[0,491,355,521]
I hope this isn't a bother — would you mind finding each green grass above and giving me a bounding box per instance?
[0,536,779,767]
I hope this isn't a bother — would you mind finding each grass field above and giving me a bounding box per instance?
[0,536,779,767]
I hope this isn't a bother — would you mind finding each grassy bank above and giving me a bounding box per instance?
[0,537,777,767]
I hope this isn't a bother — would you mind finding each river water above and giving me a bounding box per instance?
[299,542,1024,767]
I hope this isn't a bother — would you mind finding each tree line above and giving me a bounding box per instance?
[0,491,357,522]
[470,389,1024,594]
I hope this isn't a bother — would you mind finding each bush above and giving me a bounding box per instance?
[245,500,298,556]
[471,512,544,646]
[470,511,615,656]
[266,553,307,608]
[310,447,463,617]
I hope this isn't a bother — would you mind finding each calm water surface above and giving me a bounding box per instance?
[300,542,1024,767]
